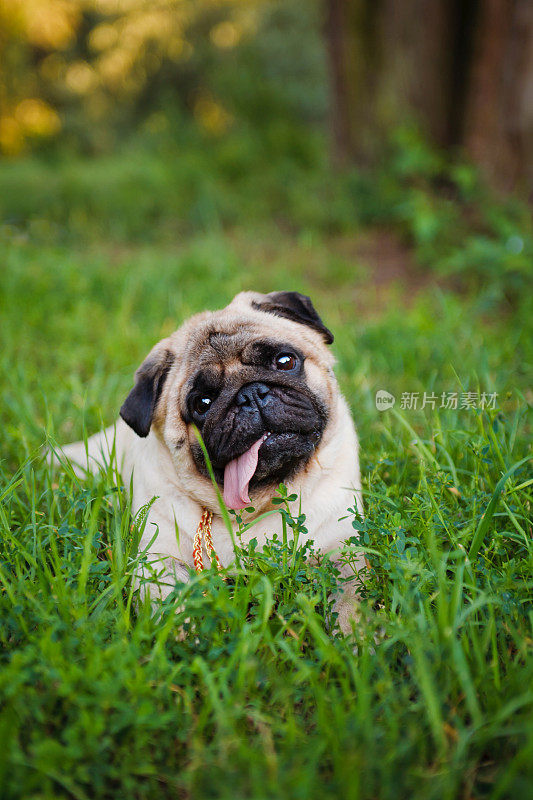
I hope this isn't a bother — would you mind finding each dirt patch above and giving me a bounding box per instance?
[327,228,445,317]
[94,225,444,319]
[356,230,429,293]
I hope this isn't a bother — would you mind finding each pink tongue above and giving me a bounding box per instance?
[223,436,266,510]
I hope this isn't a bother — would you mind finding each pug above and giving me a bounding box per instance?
[58,291,364,631]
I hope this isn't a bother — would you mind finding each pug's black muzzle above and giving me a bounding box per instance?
[194,380,327,487]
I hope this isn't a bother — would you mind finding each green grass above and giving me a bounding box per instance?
[0,141,532,799]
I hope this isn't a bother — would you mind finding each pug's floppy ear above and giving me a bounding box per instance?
[120,345,174,438]
[252,291,334,344]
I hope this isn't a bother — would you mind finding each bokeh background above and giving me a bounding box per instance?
[1,0,533,188]
[1,0,533,217]
[1,0,532,446]
[2,0,533,432]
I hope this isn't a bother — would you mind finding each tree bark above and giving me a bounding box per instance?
[323,0,352,165]
[464,0,533,194]
[324,0,533,194]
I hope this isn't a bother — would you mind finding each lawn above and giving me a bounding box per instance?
[0,138,532,799]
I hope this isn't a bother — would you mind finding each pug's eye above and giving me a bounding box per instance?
[193,396,213,416]
[274,353,297,371]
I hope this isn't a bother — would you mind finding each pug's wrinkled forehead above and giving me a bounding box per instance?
[180,291,335,370]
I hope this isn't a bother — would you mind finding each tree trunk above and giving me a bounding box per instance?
[324,0,533,195]
[323,0,352,165]
[464,0,533,194]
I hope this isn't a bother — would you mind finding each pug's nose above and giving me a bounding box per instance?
[236,382,270,408]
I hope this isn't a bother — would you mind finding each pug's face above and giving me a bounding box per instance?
[120,291,337,510]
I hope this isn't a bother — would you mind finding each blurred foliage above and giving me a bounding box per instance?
[1,121,531,307]
[0,0,327,155]
[348,127,533,303]
[2,0,531,310]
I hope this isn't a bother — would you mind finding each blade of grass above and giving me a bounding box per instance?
[468,455,531,561]
[192,424,241,568]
